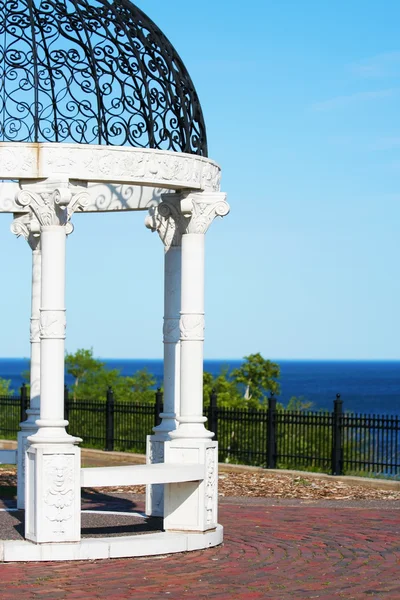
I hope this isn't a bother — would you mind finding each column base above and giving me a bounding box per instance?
[169,417,213,440]
[25,442,81,544]
[17,421,39,509]
[164,439,218,532]
[146,434,167,517]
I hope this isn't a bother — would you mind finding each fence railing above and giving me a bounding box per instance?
[1,386,400,478]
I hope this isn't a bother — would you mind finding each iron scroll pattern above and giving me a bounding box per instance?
[0,0,207,155]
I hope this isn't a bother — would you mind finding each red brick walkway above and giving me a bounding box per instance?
[1,499,399,599]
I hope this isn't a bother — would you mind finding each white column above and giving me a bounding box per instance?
[10,215,41,509]
[159,246,182,433]
[16,180,89,544]
[164,192,229,533]
[145,197,185,516]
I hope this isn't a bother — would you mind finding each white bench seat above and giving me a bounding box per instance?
[81,463,204,488]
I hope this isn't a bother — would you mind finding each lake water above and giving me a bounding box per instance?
[1,358,400,415]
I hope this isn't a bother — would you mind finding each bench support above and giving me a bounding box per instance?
[164,440,218,533]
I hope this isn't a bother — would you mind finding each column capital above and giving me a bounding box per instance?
[10,213,41,251]
[180,191,229,235]
[15,179,89,231]
[145,193,189,249]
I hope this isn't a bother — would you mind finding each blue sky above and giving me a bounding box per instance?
[2,0,400,360]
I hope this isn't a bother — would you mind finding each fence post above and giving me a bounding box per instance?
[267,393,277,468]
[154,388,163,428]
[208,389,218,440]
[106,386,115,451]
[332,393,343,475]
[64,385,69,423]
[20,383,28,423]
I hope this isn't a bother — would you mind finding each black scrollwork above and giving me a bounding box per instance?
[0,0,207,155]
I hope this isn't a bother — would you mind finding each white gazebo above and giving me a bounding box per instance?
[0,0,229,562]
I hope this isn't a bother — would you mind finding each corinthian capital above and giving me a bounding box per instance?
[180,192,229,235]
[15,180,89,229]
[10,213,41,251]
[145,193,190,248]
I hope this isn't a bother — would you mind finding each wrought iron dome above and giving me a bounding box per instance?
[0,0,208,155]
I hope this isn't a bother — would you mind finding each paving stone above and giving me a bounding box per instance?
[0,494,399,599]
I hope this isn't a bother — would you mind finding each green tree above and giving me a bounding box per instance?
[203,368,243,408]
[231,353,280,406]
[65,348,105,400]
[126,369,156,403]
[285,396,313,411]
[65,348,157,402]
[0,378,14,396]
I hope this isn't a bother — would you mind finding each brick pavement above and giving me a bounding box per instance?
[0,495,399,600]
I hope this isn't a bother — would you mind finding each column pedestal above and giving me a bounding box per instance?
[164,439,218,532]
[25,444,81,543]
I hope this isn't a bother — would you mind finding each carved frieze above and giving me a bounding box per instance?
[40,309,66,340]
[149,440,165,465]
[180,314,205,341]
[205,447,217,526]
[43,454,74,535]
[0,143,221,192]
[163,318,180,344]
[30,317,40,343]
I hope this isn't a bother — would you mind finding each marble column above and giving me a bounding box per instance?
[15,179,89,544]
[10,214,41,509]
[164,191,229,533]
[144,196,188,516]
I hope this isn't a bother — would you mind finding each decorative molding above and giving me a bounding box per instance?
[43,455,74,535]
[149,440,165,465]
[30,317,40,343]
[205,447,217,526]
[180,313,205,341]
[10,213,41,250]
[39,309,66,340]
[145,194,189,248]
[0,143,221,192]
[163,318,180,344]
[181,192,230,235]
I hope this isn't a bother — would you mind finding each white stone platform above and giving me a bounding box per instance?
[0,524,223,562]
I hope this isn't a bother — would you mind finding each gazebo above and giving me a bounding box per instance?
[0,0,229,561]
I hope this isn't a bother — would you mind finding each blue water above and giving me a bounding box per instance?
[1,358,400,415]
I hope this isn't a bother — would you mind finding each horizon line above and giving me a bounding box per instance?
[2,356,400,363]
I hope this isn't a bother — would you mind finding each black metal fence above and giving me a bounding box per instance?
[1,386,400,479]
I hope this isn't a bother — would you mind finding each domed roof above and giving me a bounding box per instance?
[0,0,207,155]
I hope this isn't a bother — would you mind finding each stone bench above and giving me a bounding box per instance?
[81,463,205,488]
